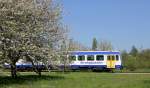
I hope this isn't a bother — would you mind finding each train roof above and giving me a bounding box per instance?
[69,51,120,55]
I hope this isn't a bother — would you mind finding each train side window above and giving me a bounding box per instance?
[69,56,76,61]
[78,55,85,61]
[87,55,94,61]
[116,55,119,61]
[96,55,104,61]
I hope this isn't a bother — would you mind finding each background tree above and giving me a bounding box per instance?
[68,39,89,51]
[121,46,150,71]
[138,49,150,69]
[122,49,137,71]
[130,46,138,56]
[59,39,70,72]
[92,37,98,51]
[0,0,67,78]
[98,40,113,51]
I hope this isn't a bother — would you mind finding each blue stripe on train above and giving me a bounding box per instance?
[4,65,45,69]
[70,65,122,70]
[4,64,123,70]
[70,51,120,55]
[16,65,45,69]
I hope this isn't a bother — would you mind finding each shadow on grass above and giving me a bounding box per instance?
[0,74,64,86]
[143,80,150,84]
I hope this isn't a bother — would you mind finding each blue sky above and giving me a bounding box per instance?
[62,0,150,50]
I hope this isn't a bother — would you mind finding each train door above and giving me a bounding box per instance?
[106,55,116,68]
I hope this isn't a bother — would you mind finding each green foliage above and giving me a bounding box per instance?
[126,55,138,71]
[130,46,138,56]
[122,47,150,71]
[138,49,150,68]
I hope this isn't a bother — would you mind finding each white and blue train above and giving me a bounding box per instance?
[68,51,122,70]
[4,51,122,71]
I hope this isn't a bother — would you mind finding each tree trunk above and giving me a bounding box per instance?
[26,55,42,76]
[37,69,41,77]
[11,63,17,78]
[31,61,41,77]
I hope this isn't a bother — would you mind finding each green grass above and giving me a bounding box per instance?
[0,72,150,88]
[122,69,150,73]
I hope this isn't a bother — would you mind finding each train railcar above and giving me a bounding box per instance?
[4,51,122,71]
[68,51,122,71]
[4,59,46,71]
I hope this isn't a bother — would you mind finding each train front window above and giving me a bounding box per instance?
[78,55,85,61]
[107,55,115,61]
[69,56,76,61]
[107,56,111,60]
[87,55,94,61]
[116,55,119,61]
[96,55,104,61]
[112,56,115,61]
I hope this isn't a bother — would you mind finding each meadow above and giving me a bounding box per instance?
[0,72,150,88]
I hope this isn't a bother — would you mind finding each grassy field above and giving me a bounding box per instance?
[0,72,150,88]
